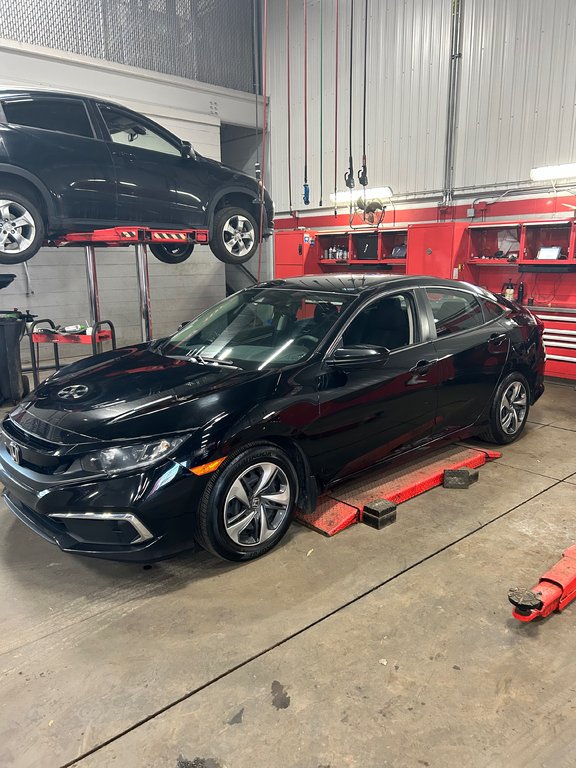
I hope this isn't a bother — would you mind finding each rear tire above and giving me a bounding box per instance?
[194,443,297,561]
[149,243,194,264]
[0,192,45,265]
[478,372,530,445]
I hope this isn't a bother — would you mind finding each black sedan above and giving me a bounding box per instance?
[0,275,545,562]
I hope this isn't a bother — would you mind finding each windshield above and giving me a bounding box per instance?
[158,288,355,370]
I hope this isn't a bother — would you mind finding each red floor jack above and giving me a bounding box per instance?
[508,545,576,622]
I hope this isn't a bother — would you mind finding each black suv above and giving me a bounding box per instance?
[0,89,274,265]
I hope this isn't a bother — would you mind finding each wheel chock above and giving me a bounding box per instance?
[509,544,576,622]
[443,467,479,489]
[362,498,397,530]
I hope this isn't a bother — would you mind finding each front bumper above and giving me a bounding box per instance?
[0,442,208,562]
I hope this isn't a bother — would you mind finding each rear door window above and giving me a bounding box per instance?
[425,288,484,337]
[2,97,94,138]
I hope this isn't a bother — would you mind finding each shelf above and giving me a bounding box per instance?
[319,259,406,266]
[467,259,518,267]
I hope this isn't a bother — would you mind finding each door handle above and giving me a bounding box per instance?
[410,359,437,374]
[489,333,507,346]
[114,149,135,160]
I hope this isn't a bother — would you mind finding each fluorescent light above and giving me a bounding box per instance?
[530,163,576,182]
[330,186,393,205]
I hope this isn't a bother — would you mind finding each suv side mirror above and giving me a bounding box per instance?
[328,346,390,368]
[180,141,194,158]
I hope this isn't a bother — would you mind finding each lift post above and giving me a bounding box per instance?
[56,225,209,343]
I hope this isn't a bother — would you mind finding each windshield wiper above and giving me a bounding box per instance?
[188,354,238,367]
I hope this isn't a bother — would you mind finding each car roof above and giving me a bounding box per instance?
[258,274,495,298]
[0,87,123,110]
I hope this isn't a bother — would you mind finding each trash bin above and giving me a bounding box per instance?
[0,310,26,403]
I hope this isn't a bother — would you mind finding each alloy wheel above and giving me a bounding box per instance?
[0,200,36,254]
[499,381,527,435]
[223,461,291,546]
[222,214,255,258]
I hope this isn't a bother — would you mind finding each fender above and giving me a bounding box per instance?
[0,163,58,222]
[207,183,261,237]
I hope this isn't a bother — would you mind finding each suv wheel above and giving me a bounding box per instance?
[149,242,195,264]
[210,206,259,264]
[194,444,297,561]
[0,193,45,265]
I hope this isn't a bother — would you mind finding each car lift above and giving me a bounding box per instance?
[59,226,209,341]
[27,226,209,385]
[295,444,501,536]
[508,545,576,622]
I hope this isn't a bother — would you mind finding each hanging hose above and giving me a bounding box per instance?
[252,0,261,182]
[303,0,310,205]
[257,0,268,280]
[319,0,324,206]
[358,0,369,189]
[285,0,293,213]
[344,0,355,195]
[333,0,340,216]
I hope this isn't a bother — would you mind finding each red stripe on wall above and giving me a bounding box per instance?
[275,194,576,230]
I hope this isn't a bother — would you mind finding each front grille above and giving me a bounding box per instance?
[1,419,72,475]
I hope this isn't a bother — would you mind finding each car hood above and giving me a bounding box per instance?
[7,345,275,445]
[197,153,259,190]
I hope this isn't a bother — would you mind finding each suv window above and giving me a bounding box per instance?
[341,294,415,351]
[99,104,181,156]
[426,288,484,337]
[2,97,93,138]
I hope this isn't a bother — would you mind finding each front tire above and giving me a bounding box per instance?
[210,206,259,264]
[479,372,530,445]
[194,444,297,561]
[149,243,195,264]
[0,192,45,265]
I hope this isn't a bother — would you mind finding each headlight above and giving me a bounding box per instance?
[81,436,187,476]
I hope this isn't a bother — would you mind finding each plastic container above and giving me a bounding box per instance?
[0,310,26,403]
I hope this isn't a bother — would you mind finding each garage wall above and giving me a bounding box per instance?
[0,0,258,94]
[455,0,576,189]
[0,40,265,363]
[267,0,452,211]
[267,0,576,214]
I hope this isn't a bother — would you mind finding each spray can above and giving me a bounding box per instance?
[517,281,525,304]
[502,279,515,302]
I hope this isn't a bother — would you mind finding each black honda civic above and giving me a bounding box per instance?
[0,275,545,563]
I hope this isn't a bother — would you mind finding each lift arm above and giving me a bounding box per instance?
[509,544,576,622]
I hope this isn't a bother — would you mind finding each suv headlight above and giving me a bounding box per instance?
[81,436,187,476]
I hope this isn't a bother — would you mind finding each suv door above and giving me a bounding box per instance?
[314,290,442,482]
[423,286,511,435]
[97,103,203,227]
[1,95,117,226]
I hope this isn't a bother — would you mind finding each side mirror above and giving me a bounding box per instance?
[328,346,390,368]
[180,141,194,158]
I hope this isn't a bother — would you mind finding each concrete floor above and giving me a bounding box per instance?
[1,381,576,768]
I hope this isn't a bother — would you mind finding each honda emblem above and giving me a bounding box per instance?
[8,441,21,464]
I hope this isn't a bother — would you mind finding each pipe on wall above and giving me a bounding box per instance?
[442,0,464,206]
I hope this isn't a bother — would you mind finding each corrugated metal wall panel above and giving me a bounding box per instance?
[268,0,452,213]
[0,0,257,93]
[455,0,576,189]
